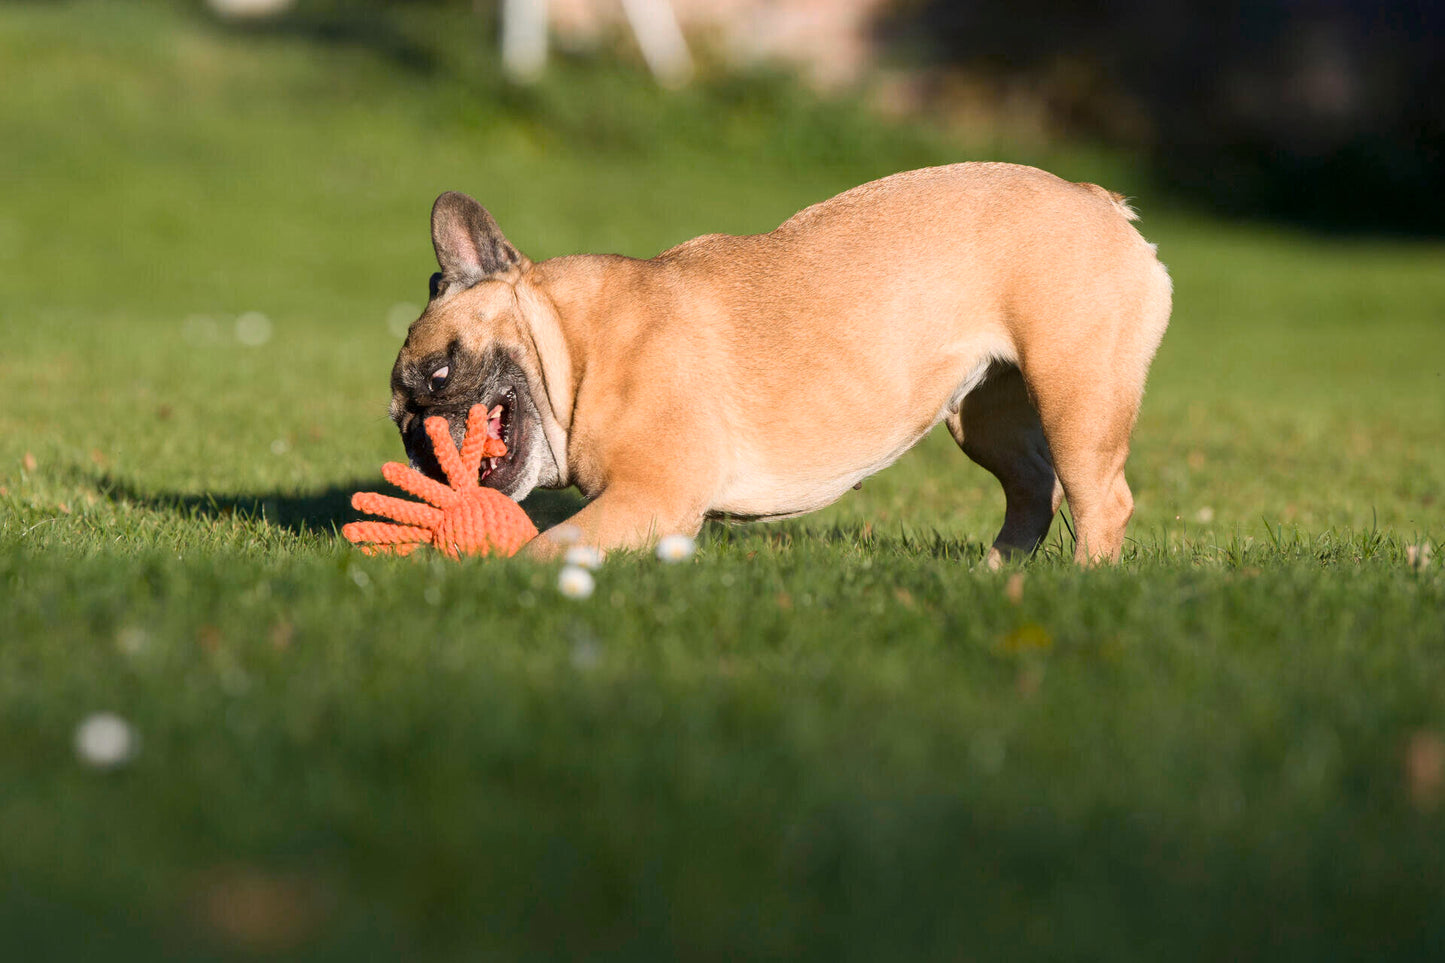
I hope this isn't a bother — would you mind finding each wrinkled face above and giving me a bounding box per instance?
[390,279,555,501]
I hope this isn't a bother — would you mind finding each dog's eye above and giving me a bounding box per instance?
[429,366,450,392]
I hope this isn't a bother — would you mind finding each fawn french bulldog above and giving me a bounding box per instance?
[390,163,1171,564]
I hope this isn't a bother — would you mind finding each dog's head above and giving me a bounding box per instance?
[389,192,562,501]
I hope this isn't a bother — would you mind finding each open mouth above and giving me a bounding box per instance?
[479,387,518,485]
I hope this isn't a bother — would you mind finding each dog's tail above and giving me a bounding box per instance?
[1077,182,1139,220]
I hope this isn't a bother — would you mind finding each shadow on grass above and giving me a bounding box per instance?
[90,473,588,538]
[86,468,998,560]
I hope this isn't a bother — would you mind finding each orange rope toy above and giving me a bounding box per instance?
[342,404,538,558]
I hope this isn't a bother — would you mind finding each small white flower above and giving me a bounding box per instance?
[115,626,148,655]
[557,565,595,600]
[655,534,697,563]
[270,438,289,455]
[207,0,296,19]
[234,311,273,347]
[1194,506,1215,523]
[74,713,138,769]
[564,545,604,570]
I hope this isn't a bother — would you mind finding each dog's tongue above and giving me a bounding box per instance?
[487,406,503,440]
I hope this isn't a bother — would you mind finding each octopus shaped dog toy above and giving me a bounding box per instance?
[342,404,538,558]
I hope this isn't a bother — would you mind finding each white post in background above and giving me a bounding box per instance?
[500,0,548,82]
[620,0,693,88]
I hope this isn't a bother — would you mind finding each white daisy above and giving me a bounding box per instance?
[557,565,596,600]
[74,713,138,769]
[655,534,697,563]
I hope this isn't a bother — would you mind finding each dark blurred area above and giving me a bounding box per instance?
[880,0,1445,234]
[202,0,1444,234]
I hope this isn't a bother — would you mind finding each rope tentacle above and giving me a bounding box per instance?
[458,404,508,477]
[352,492,445,529]
[381,461,457,508]
[425,416,472,490]
[341,520,430,551]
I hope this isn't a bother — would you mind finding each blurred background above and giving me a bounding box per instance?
[191,0,1444,234]
[880,0,1445,234]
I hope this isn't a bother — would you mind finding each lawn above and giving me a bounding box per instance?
[2,2,1444,960]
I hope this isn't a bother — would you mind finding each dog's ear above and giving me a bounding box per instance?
[430,191,525,286]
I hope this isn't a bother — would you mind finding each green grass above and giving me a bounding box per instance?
[2,2,1444,959]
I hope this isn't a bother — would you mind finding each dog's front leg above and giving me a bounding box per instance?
[521,482,706,560]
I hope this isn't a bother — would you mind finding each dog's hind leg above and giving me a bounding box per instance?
[1027,378,1138,565]
[946,363,1064,568]
[1019,334,1159,565]
[1017,269,1170,564]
